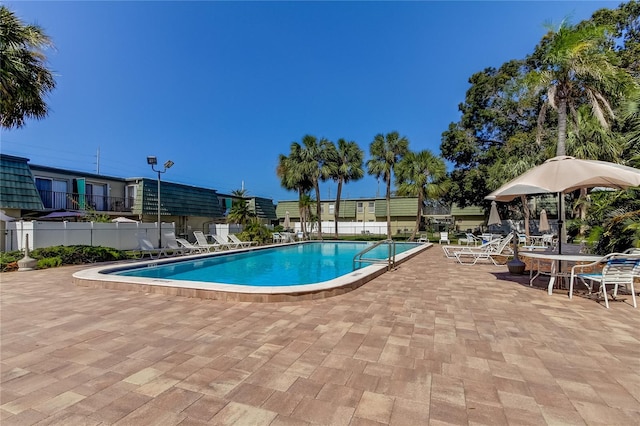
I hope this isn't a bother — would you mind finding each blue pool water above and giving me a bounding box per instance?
[114,241,420,286]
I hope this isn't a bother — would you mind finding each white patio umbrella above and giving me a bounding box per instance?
[283,211,291,230]
[486,156,640,254]
[538,209,550,233]
[112,217,138,223]
[0,210,17,222]
[487,201,501,226]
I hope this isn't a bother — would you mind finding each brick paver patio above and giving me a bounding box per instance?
[1,247,639,425]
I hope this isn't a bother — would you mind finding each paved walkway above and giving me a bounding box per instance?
[1,247,639,425]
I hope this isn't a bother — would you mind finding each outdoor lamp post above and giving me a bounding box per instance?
[147,156,174,249]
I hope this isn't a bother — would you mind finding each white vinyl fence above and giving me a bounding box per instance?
[289,221,394,236]
[4,221,175,251]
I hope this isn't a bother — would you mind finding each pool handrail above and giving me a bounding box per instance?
[353,239,397,271]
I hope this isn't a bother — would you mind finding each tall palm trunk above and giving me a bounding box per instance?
[314,183,322,240]
[410,193,423,241]
[557,95,568,157]
[334,179,343,238]
[557,94,568,243]
[298,189,306,236]
[385,174,392,239]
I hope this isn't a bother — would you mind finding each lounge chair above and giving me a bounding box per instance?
[439,232,450,245]
[175,238,206,254]
[442,238,501,259]
[136,235,167,259]
[453,233,514,265]
[193,231,221,252]
[211,234,240,250]
[570,253,639,308]
[457,233,480,246]
[228,234,257,247]
[163,232,188,256]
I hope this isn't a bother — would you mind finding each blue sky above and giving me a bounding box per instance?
[2,1,619,202]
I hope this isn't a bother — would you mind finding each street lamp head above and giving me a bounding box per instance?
[164,160,174,169]
[146,156,158,165]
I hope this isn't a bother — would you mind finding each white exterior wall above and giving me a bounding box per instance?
[4,221,175,251]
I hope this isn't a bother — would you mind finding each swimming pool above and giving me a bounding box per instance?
[73,241,431,302]
[115,241,418,286]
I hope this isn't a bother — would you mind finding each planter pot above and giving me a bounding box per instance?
[507,258,526,275]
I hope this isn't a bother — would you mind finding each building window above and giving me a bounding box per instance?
[35,177,68,209]
[86,183,107,211]
[357,202,363,213]
[368,201,375,213]
[321,205,324,214]
[125,185,137,209]
[329,204,334,214]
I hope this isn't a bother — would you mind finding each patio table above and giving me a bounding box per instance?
[519,251,603,296]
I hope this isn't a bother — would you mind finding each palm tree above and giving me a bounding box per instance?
[276,146,312,236]
[366,131,409,239]
[0,6,56,129]
[227,188,254,225]
[326,139,364,237]
[295,135,332,240]
[527,21,631,156]
[395,150,448,241]
[525,21,633,243]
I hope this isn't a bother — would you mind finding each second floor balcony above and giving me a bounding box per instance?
[37,190,135,213]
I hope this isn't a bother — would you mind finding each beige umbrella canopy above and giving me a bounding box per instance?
[486,156,640,202]
[486,156,640,254]
[538,209,550,233]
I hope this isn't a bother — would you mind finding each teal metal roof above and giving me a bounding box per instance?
[0,155,45,211]
[251,197,277,220]
[134,179,224,217]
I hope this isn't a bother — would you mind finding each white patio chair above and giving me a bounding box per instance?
[443,237,503,259]
[439,232,450,245]
[135,234,167,259]
[570,254,639,308]
[211,234,241,250]
[228,234,257,247]
[453,234,514,265]
[175,238,206,254]
[517,233,528,245]
[193,231,221,252]
[458,233,480,246]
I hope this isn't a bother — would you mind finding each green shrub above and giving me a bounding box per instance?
[37,257,62,269]
[0,245,134,272]
[31,245,129,264]
[1,251,23,272]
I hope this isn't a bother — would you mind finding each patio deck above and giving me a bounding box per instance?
[1,247,639,425]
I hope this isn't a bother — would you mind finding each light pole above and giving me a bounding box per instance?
[147,156,174,248]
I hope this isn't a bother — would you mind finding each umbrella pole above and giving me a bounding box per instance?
[557,192,563,255]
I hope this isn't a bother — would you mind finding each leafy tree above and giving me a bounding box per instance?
[367,131,409,239]
[582,188,640,254]
[395,150,448,240]
[325,139,364,237]
[0,6,56,129]
[525,21,632,157]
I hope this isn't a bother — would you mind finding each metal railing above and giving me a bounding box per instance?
[36,190,134,212]
[353,239,397,271]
